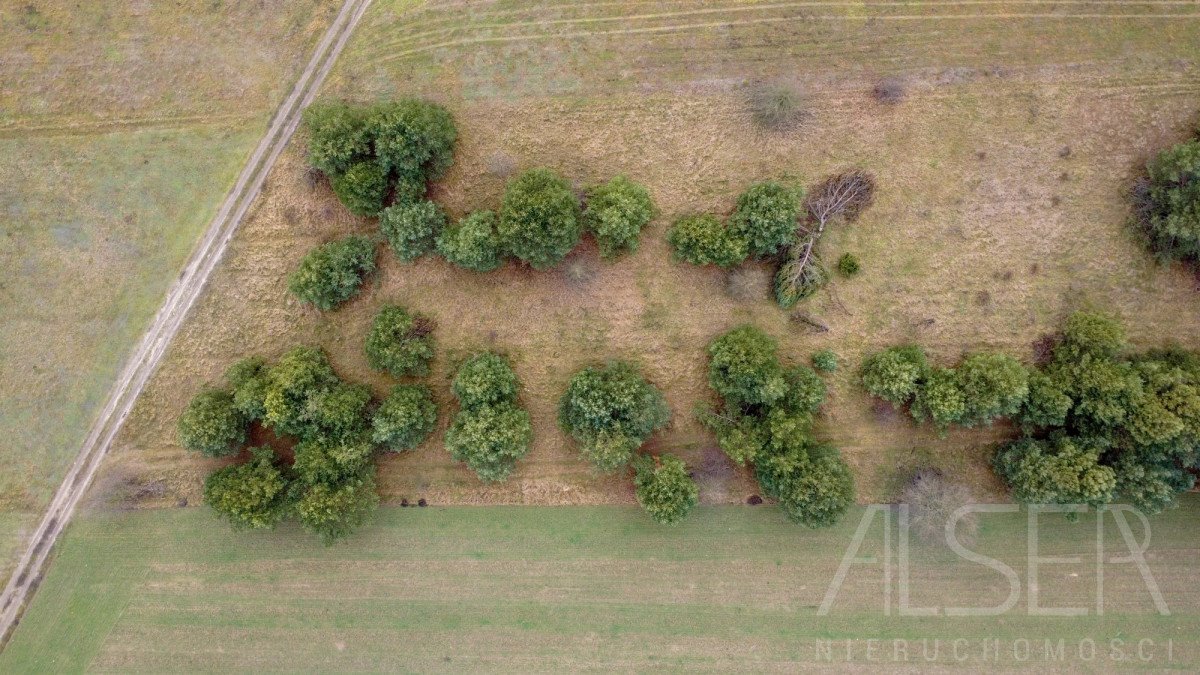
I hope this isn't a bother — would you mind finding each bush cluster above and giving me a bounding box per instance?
[700,325,853,527]
[445,353,532,481]
[304,99,457,216]
[184,347,394,544]
[668,181,802,269]
[288,235,377,311]
[559,361,671,473]
[1138,138,1200,262]
[862,311,1200,514]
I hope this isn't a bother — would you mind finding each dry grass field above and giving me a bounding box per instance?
[4,501,1199,670]
[102,0,1200,513]
[0,0,340,582]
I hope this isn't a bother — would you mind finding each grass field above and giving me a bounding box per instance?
[0,0,340,582]
[103,0,1200,511]
[3,499,1198,670]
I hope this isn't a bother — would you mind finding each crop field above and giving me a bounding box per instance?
[4,500,1199,670]
[0,0,340,582]
[101,0,1200,512]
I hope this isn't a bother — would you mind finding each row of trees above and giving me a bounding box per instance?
[667,173,875,309]
[860,311,1200,514]
[699,325,854,527]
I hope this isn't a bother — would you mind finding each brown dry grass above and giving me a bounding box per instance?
[102,0,1200,509]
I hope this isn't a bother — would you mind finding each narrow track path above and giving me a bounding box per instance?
[0,0,375,645]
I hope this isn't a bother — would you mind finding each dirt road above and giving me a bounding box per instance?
[0,0,374,644]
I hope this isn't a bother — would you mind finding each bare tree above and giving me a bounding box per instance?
[900,469,979,546]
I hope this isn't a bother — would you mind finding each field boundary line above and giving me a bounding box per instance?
[0,0,375,647]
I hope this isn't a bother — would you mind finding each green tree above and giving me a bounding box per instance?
[261,346,340,438]
[178,388,247,457]
[756,445,854,528]
[1056,310,1126,362]
[1112,454,1194,515]
[203,447,291,530]
[706,325,787,409]
[860,345,928,405]
[445,402,533,482]
[305,382,372,443]
[633,455,698,525]
[452,352,520,409]
[226,356,269,421]
[292,432,374,486]
[288,235,376,311]
[955,353,1029,426]
[367,99,457,193]
[1143,139,1200,260]
[728,181,801,258]
[372,384,438,451]
[910,367,966,430]
[667,214,747,267]
[329,160,389,216]
[295,468,380,545]
[436,210,504,272]
[303,102,371,176]
[498,168,582,269]
[558,362,671,472]
[583,176,656,258]
[365,305,435,377]
[1017,371,1072,430]
[381,200,446,262]
[992,436,1117,508]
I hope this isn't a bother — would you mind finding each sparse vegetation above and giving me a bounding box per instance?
[583,175,656,258]
[900,470,978,545]
[288,235,377,311]
[726,265,772,302]
[749,83,806,131]
[873,77,907,105]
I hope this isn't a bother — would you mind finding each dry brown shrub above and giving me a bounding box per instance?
[901,469,979,546]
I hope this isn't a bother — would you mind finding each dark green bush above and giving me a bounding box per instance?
[1142,139,1200,261]
[303,102,371,176]
[203,447,291,530]
[305,382,373,444]
[1056,310,1125,361]
[368,99,457,188]
[756,445,854,528]
[559,362,670,472]
[288,235,376,311]
[583,176,655,258]
[292,433,374,487]
[364,305,435,377]
[836,252,861,276]
[371,384,438,451]
[177,389,247,457]
[667,214,747,267]
[436,210,504,272]
[811,349,839,373]
[728,181,801,258]
[445,402,533,482]
[498,168,582,270]
[859,345,928,405]
[1018,371,1073,430]
[329,160,389,216]
[452,352,519,409]
[633,455,698,525]
[706,325,787,409]
[381,200,446,262]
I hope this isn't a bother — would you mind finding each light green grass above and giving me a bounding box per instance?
[4,500,1198,671]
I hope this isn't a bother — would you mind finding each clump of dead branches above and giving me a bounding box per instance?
[774,170,876,308]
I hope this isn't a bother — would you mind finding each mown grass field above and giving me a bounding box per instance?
[0,1,340,583]
[4,499,1198,670]
[106,0,1200,510]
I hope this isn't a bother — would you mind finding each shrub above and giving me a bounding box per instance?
[368,99,457,189]
[1018,371,1073,430]
[811,349,839,373]
[261,346,340,438]
[633,455,698,525]
[726,265,771,302]
[583,176,655,258]
[836,252,861,276]
[756,445,854,528]
[910,367,966,430]
[955,352,1029,426]
[445,402,533,481]
[559,362,670,472]
[288,235,376,311]
[1113,454,1195,515]
[226,356,269,421]
[452,352,519,409]
[292,433,374,486]
[305,382,373,444]
[749,84,805,131]
[705,413,767,465]
[992,436,1116,509]
[364,305,435,377]
[498,168,582,270]
[303,102,370,176]
[873,77,907,105]
[779,365,827,415]
[706,325,787,409]
[329,160,389,216]
[436,210,503,272]
[900,470,978,545]
[1142,139,1200,261]
[203,447,290,530]
[860,345,928,405]
[667,214,747,267]
[728,181,802,258]
[295,468,380,545]
[178,389,246,457]
[1056,310,1125,361]
[371,384,438,451]
[381,200,446,262]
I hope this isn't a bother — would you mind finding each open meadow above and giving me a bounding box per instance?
[103,0,1200,511]
[0,0,341,582]
[3,500,1199,670]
